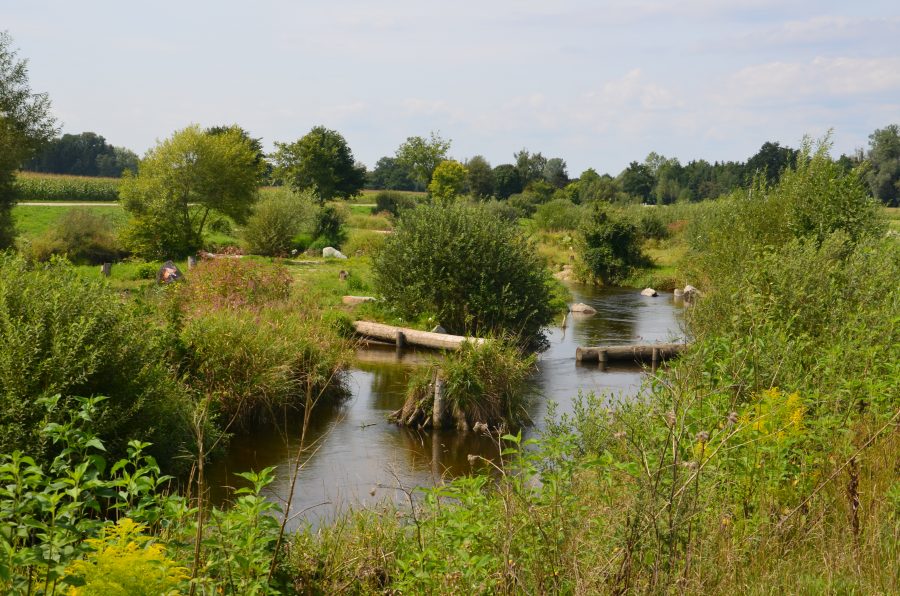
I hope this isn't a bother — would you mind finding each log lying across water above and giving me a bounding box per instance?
[352,321,488,351]
[576,343,688,365]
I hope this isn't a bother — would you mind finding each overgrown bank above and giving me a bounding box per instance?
[1,140,898,593]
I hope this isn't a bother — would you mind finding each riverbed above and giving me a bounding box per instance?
[206,284,684,526]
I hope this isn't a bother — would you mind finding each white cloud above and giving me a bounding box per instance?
[724,56,900,104]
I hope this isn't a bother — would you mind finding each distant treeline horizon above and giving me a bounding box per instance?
[22,124,900,207]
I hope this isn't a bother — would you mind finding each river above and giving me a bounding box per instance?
[206,284,684,527]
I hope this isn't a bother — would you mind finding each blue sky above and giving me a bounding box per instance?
[6,0,900,175]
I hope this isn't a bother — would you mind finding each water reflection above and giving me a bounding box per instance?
[206,284,683,527]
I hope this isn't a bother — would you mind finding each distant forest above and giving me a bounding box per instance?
[23,124,900,207]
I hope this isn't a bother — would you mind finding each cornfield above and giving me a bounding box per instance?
[14,171,121,202]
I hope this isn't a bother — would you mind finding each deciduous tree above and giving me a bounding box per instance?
[0,31,57,247]
[120,125,262,258]
[273,126,366,202]
[395,131,451,189]
[428,160,468,202]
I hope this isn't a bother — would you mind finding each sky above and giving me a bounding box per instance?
[5,0,900,175]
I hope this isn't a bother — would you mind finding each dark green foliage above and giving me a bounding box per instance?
[27,207,122,264]
[273,126,366,201]
[492,163,523,199]
[865,124,900,206]
[0,254,191,467]
[465,155,495,198]
[0,31,58,248]
[618,161,655,201]
[374,190,418,216]
[635,208,669,240]
[367,156,417,191]
[314,203,348,248]
[23,131,138,177]
[373,202,554,346]
[579,204,647,284]
[744,140,798,186]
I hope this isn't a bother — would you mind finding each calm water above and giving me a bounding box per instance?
[206,285,684,526]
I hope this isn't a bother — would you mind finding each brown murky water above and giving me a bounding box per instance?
[206,284,684,526]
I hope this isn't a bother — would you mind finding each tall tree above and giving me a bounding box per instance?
[395,131,451,189]
[120,125,262,258]
[745,141,798,186]
[0,31,57,247]
[24,131,139,177]
[543,157,569,188]
[619,161,655,202]
[492,164,523,199]
[273,126,365,202]
[865,124,900,206]
[465,155,494,199]
[514,149,547,187]
[207,124,270,183]
[368,156,416,190]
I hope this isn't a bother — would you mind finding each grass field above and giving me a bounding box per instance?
[885,206,900,232]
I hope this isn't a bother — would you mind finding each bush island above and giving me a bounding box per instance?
[373,202,555,347]
[579,204,648,284]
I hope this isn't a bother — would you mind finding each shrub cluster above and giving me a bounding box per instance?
[27,207,122,264]
[373,202,555,347]
[0,255,191,466]
[533,198,585,231]
[242,188,314,256]
[373,190,418,217]
[579,204,648,284]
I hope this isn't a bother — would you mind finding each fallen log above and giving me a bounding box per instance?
[576,343,688,364]
[352,321,487,351]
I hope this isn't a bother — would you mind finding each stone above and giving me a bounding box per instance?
[570,302,597,315]
[673,288,684,297]
[683,284,702,301]
[640,288,658,297]
[431,324,447,334]
[554,265,575,282]
[156,260,183,284]
[322,246,347,259]
[338,270,349,280]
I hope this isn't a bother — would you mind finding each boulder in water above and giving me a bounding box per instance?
[570,303,597,315]
[640,288,658,297]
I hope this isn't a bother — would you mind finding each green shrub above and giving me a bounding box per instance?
[313,203,348,248]
[635,208,669,240]
[13,172,120,202]
[342,228,386,257]
[242,188,314,256]
[579,204,648,284]
[27,207,122,264]
[374,190,417,216]
[533,198,585,231]
[373,202,554,347]
[133,261,160,280]
[0,254,190,466]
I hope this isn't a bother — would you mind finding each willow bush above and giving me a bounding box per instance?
[372,202,555,348]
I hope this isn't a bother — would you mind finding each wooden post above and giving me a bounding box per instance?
[651,347,659,372]
[433,376,446,429]
[396,331,406,350]
[100,263,111,277]
[187,256,197,269]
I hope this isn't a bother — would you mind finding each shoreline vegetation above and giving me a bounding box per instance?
[1,138,898,592]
